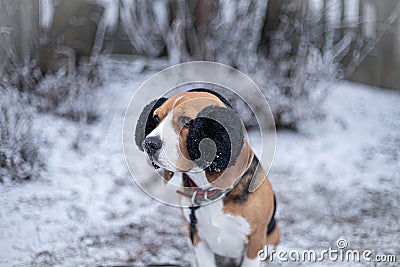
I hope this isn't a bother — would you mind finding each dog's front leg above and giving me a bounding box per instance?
[241,253,262,267]
[186,221,216,267]
[240,228,265,267]
[193,240,217,267]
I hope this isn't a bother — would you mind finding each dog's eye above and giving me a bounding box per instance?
[178,116,193,128]
[153,114,160,124]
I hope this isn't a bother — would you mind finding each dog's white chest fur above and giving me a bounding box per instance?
[184,199,251,258]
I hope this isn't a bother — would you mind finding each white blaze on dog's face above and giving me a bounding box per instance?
[146,110,178,171]
[144,92,226,173]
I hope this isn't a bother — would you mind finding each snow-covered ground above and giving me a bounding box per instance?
[0,59,399,266]
[266,81,400,266]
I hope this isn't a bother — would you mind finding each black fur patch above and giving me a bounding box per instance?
[225,156,259,203]
[267,194,277,235]
[188,88,233,108]
[135,97,168,151]
[186,105,244,173]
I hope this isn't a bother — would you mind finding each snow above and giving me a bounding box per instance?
[1,58,399,266]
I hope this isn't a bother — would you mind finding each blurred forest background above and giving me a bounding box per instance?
[1,0,400,89]
[1,0,399,178]
[0,1,400,266]
[1,0,399,131]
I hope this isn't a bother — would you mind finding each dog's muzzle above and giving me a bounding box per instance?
[143,137,162,156]
[143,137,162,169]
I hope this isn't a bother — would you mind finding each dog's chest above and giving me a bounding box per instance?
[184,200,251,258]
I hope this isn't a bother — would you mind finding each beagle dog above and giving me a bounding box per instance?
[135,89,279,267]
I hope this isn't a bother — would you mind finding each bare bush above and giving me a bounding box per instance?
[3,57,102,124]
[0,88,44,182]
[255,1,339,130]
[0,0,102,125]
[32,66,101,124]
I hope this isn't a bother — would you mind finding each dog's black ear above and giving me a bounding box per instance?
[186,106,244,173]
[135,97,168,151]
[188,88,233,108]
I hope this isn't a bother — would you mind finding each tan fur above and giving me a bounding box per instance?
[153,92,224,121]
[266,224,280,249]
[163,169,174,184]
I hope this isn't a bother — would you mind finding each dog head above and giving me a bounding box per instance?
[135,89,246,185]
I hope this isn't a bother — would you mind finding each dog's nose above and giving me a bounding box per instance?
[143,137,162,155]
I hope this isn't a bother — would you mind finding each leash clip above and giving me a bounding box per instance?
[191,190,198,206]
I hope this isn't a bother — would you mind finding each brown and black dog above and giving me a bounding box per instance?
[135,89,279,267]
